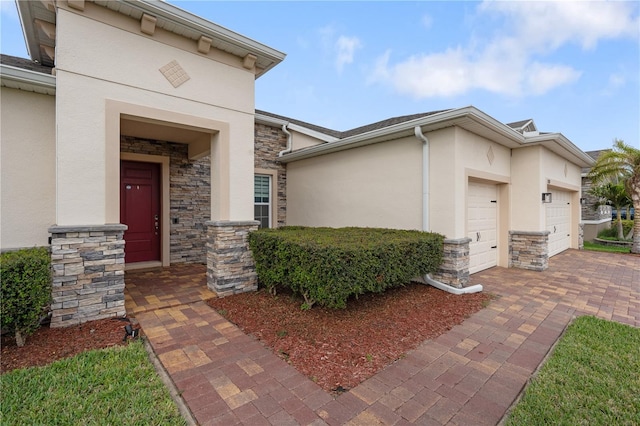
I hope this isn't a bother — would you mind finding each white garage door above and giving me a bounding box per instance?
[468,181,498,274]
[546,190,571,257]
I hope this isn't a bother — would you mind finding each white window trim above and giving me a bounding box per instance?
[254,169,278,228]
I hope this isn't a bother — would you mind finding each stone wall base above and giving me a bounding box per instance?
[49,224,127,328]
[431,238,471,289]
[509,230,549,271]
[206,221,259,297]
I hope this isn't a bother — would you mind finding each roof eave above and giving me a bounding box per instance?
[0,64,56,95]
[255,112,338,143]
[523,133,595,168]
[279,106,526,163]
[130,1,286,78]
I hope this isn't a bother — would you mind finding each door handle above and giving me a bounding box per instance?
[553,226,556,233]
[476,232,481,242]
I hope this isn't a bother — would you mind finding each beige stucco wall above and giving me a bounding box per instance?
[0,87,56,249]
[53,6,257,226]
[511,146,544,231]
[286,136,423,229]
[429,127,511,239]
[290,130,326,151]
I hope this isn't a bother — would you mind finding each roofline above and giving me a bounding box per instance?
[127,1,286,76]
[255,112,339,143]
[279,106,594,168]
[523,133,595,167]
[0,64,56,94]
[279,106,524,163]
[16,0,286,77]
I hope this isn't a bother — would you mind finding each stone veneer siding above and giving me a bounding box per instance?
[509,230,549,271]
[49,224,127,327]
[431,238,471,288]
[121,137,210,263]
[206,221,259,296]
[254,123,287,227]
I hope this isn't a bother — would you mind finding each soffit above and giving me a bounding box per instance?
[17,0,285,77]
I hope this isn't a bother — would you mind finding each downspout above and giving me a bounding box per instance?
[278,123,292,157]
[414,126,429,232]
[413,126,483,295]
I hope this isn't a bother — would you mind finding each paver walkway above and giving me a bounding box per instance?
[125,250,639,425]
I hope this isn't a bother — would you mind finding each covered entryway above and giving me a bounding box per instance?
[546,189,571,256]
[120,161,161,264]
[468,181,498,274]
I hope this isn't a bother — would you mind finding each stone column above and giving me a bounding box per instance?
[509,230,549,271]
[48,224,127,327]
[431,238,471,289]
[206,220,259,297]
[579,223,584,250]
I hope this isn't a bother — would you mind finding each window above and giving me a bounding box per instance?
[254,174,271,228]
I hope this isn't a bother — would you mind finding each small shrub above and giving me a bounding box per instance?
[0,247,52,346]
[249,227,444,309]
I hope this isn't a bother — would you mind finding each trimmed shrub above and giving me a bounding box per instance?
[249,227,444,309]
[1,247,52,346]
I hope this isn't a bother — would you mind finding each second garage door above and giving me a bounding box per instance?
[546,190,571,257]
[468,181,498,274]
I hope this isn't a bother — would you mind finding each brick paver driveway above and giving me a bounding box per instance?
[127,249,639,425]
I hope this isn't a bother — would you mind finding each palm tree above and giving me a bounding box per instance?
[590,181,632,239]
[587,139,640,254]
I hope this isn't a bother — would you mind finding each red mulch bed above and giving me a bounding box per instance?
[207,283,492,394]
[1,317,132,373]
[2,284,492,395]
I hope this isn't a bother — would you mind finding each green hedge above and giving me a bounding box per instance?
[0,247,52,346]
[249,227,444,309]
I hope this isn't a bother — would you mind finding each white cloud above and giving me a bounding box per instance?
[368,0,637,98]
[335,35,362,72]
[479,1,640,51]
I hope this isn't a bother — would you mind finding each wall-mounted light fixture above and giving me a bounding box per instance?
[542,192,552,203]
[579,198,586,205]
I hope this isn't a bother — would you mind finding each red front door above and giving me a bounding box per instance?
[120,161,161,263]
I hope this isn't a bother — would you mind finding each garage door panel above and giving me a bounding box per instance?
[468,182,498,274]
[546,190,571,257]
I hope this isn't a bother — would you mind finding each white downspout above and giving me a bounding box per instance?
[414,126,430,232]
[278,123,292,157]
[413,126,483,295]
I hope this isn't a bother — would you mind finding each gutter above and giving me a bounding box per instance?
[279,106,525,163]
[0,64,56,93]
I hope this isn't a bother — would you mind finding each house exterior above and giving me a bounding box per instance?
[1,0,594,328]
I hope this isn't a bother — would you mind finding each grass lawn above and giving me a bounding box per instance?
[583,241,631,254]
[0,340,186,425]
[506,316,640,425]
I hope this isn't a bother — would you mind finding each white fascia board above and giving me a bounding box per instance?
[287,123,339,143]
[15,1,40,63]
[279,106,525,163]
[0,64,56,94]
[132,1,286,72]
[254,113,338,143]
[523,133,594,167]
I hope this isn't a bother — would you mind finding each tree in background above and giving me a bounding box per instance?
[588,139,640,253]
[590,181,631,240]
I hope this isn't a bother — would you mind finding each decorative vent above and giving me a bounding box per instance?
[564,163,568,177]
[159,60,190,88]
[487,146,495,165]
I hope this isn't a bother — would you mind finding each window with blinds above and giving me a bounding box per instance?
[254,175,271,228]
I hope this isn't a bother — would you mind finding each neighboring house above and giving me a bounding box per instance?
[581,150,613,241]
[1,0,594,328]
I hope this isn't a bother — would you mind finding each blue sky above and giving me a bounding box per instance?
[2,1,638,152]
